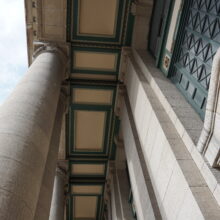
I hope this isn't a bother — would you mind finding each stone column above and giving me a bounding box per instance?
[34,92,67,220]
[0,45,66,220]
[197,48,220,167]
[49,166,67,220]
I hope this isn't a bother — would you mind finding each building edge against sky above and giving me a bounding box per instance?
[0,0,28,104]
[0,0,220,219]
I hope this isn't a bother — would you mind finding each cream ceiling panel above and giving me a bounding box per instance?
[74,51,117,71]
[72,88,113,105]
[74,110,106,151]
[71,164,105,175]
[74,196,98,218]
[71,185,103,194]
[78,0,118,36]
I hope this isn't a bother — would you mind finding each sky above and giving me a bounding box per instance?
[0,0,28,105]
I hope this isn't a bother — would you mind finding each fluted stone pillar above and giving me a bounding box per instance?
[49,166,67,220]
[0,45,67,220]
[34,93,67,220]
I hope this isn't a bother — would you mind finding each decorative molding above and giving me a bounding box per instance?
[33,43,67,65]
[56,163,68,180]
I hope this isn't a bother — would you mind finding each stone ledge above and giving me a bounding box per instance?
[131,48,220,206]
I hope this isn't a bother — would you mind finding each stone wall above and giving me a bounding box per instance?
[119,51,220,219]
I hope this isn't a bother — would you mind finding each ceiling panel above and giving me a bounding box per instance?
[70,162,106,177]
[69,182,105,220]
[66,1,134,218]
[68,84,116,158]
[79,0,118,36]
[71,185,103,194]
[69,159,107,178]
[71,47,121,75]
[72,87,114,105]
[74,196,98,218]
[74,110,106,151]
[69,0,127,44]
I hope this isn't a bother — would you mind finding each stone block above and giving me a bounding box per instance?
[176,188,204,220]
[178,159,206,187]
[162,165,188,220]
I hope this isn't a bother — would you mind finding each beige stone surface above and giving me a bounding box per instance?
[121,51,220,219]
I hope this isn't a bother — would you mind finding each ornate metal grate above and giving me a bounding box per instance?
[171,0,220,119]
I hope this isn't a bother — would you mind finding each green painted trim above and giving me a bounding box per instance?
[70,182,105,195]
[68,181,105,220]
[68,83,117,158]
[66,0,72,42]
[168,0,192,78]
[71,46,121,75]
[69,160,108,178]
[157,0,175,69]
[123,0,135,46]
[66,113,70,160]
[66,195,70,220]
[71,84,116,106]
[71,0,126,44]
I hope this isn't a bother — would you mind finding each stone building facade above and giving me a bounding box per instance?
[0,0,220,219]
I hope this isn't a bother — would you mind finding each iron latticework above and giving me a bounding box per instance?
[171,0,220,118]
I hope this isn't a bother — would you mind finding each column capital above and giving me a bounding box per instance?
[33,43,68,67]
[56,160,68,180]
[56,166,67,180]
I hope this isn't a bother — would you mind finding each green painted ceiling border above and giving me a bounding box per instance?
[69,160,108,178]
[70,0,126,44]
[67,0,135,46]
[71,84,116,106]
[68,181,106,220]
[67,83,117,158]
[71,46,121,75]
[69,182,105,195]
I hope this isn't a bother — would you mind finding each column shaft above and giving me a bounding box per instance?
[0,48,66,220]
[49,167,66,220]
[34,94,66,220]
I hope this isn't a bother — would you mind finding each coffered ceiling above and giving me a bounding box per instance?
[66,0,134,219]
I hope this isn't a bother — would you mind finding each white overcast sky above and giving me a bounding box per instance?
[0,0,28,104]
